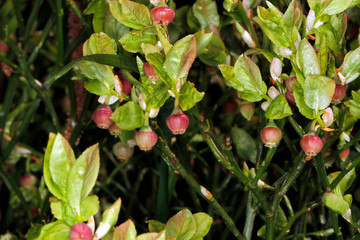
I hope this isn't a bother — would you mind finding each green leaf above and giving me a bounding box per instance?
[223,0,238,12]
[147,83,170,109]
[113,220,137,240]
[147,220,165,233]
[154,24,172,55]
[192,0,220,28]
[328,168,356,196]
[265,95,293,120]
[44,133,66,201]
[179,82,205,111]
[233,54,267,102]
[322,0,352,15]
[165,209,196,240]
[89,0,108,33]
[189,213,213,240]
[345,91,360,119]
[194,31,213,55]
[136,231,165,240]
[164,35,197,82]
[111,101,145,130]
[218,64,244,92]
[104,7,130,40]
[231,127,257,163]
[303,74,335,114]
[340,47,360,83]
[109,0,152,30]
[66,144,99,219]
[119,27,157,53]
[83,32,117,56]
[142,44,175,89]
[317,24,337,54]
[296,39,321,78]
[293,80,316,119]
[244,49,278,63]
[49,134,76,199]
[102,198,122,227]
[37,221,71,240]
[198,33,227,66]
[49,197,76,225]
[78,61,115,96]
[323,192,350,215]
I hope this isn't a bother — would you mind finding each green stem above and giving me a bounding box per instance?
[252,147,277,185]
[24,0,43,40]
[325,130,360,162]
[1,99,41,162]
[243,192,256,240]
[11,0,25,39]
[122,70,149,96]
[330,212,343,240]
[67,0,86,25]
[283,229,334,239]
[329,155,360,190]
[0,171,33,222]
[287,116,305,136]
[27,17,56,64]
[156,136,245,240]
[276,202,319,240]
[56,0,64,68]
[313,155,329,188]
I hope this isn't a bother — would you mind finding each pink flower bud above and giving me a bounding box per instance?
[270,57,282,82]
[119,72,132,95]
[239,102,255,121]
[222,100,238,115]
[166,111,189,135]
[135,129,158,151]
[150,6,175,25]
[300,133,324,157]
[108,123,122,136]
[93,105,113,129]
[143,62,160,81]
[260,124,282,148]
[332,83,346,103]
[285,90,296,105]
[69,223,93,240]
[112,142,134,160]
[285,76,297,92]
[322,107,334,128]
[268,86,280,100]
[19,174,37,189]
[338,147,350,161]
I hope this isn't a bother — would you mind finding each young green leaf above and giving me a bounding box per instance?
[323,192,350,216]
[218,64,244,92]
[345,91,360,119]
[265,94,293,119]
[303,74,335,114]
[48,133,76,199]
[36,221,71,240]
[194,31,213,55]
[322,0,353,15]
[231,127,257,163]
[147,83,170,109]
[78,61,115,96]
[119,27,157,53]
[164,209,196,240]
[66,143,99,218]
[192,0,220,28]
[49,197,77,225]
[113,219,137,240]
[83,32,117,56]
[179,82,204,111]
[198,33,227,66]
[293,81,316,119]
[328,168,356,197]
[80,195,99,222]
[163,35,197,82]
[109,0,152,29]
[110,101,145,130]
[136,231,165,240]
[44,133,67,201]
[340,47,360,84]
[104,7,130,40]
[296,39,321,77]
[233,54,267,102]
[147,220,165,233]
[189,213,213,240]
